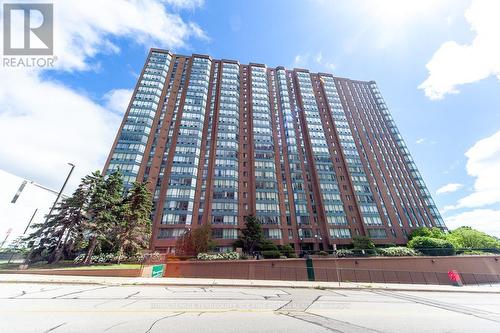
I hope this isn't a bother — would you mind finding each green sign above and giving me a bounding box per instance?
[151,264,165,278]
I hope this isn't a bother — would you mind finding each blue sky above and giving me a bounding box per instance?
[1,0,499,236]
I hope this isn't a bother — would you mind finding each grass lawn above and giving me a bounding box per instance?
[59,263,142,270]
[0,261,142,271]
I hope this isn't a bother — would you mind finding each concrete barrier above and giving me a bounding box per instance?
[163,255,500,285]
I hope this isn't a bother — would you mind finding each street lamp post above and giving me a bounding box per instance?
[43,163,75,226]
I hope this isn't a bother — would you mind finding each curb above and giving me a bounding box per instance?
[1,274,499,294]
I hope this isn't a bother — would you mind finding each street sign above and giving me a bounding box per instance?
[151,264,165,278]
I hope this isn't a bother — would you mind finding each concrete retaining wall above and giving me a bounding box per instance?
[163,255,500,285]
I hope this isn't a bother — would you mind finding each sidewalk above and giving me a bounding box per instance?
[1,273,499,293]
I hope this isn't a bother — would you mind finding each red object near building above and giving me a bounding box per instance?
[448,270,463,286]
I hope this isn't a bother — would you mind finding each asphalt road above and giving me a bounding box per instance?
[1,283,500,332]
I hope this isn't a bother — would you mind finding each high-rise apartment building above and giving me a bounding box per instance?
[104,49,446,253]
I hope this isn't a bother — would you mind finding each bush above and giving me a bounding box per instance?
[377,247,420,257]
[458,250,490,255]
[408,227,446,240]
[317,251,329,256]
[286,253,297,258]
[73,254,86,264]
[446,226,500,249]
[73,253,132,264]
[352,236,375,250]
[259,241,278,252]
[279,244,295,257]
[407,236,455,256]
[261,250,281,259]
[196,252,240,261]
[335,249,355,258]
[353,248,377,256]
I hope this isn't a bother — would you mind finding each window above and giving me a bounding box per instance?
[263,228,282,239]
[299,228,313,238]
[212,228,238,239]
[368,228,387,239]
[329,228,351,239]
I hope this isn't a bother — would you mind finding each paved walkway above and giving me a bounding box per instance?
[1,273,499,293]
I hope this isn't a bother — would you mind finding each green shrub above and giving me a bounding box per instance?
[407,236,455,256]
[261,250,281,259]
[458,250,489,255]
[377,247,420,257]
[259,241,278,252]
[446,226,500,249]
[317,251,329,256]
[286,253,297,258]
[73,253,141,264]
[196,252,240,261]
[408,227,446,240]
[353,248,377,256]
[335,249,355,257]
[279,244,295,257]
[352,236,375,250]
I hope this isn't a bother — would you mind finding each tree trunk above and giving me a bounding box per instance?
[52,224,73,264]
[83,237,98,265]
[117,248,123,264]
[48,226,67,264]
[116,239,123,265]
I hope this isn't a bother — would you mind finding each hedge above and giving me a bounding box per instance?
[261,250,281,259]
[377,247,420,257]
[407,236,455,256]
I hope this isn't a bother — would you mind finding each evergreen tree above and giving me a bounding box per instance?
[82,170,123,264]
[115,181,153,262]
[235,215,263,253]
[24,199,71,263]
[25,171,102,264]
[50,173,99,263]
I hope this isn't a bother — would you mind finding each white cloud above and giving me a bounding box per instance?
[0,0,206,192]
[441,130,500,222]
[419,0,500,99]
[164,0,205,9]
[293,54,308,68]
[453,130,500,209]
[103,89,134,114]
[445,209,500,237]
[436,183,463,195]
[0,0,206,72]
[416,138,426,144]
[0,71,120,192]
[293,52,336,72]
